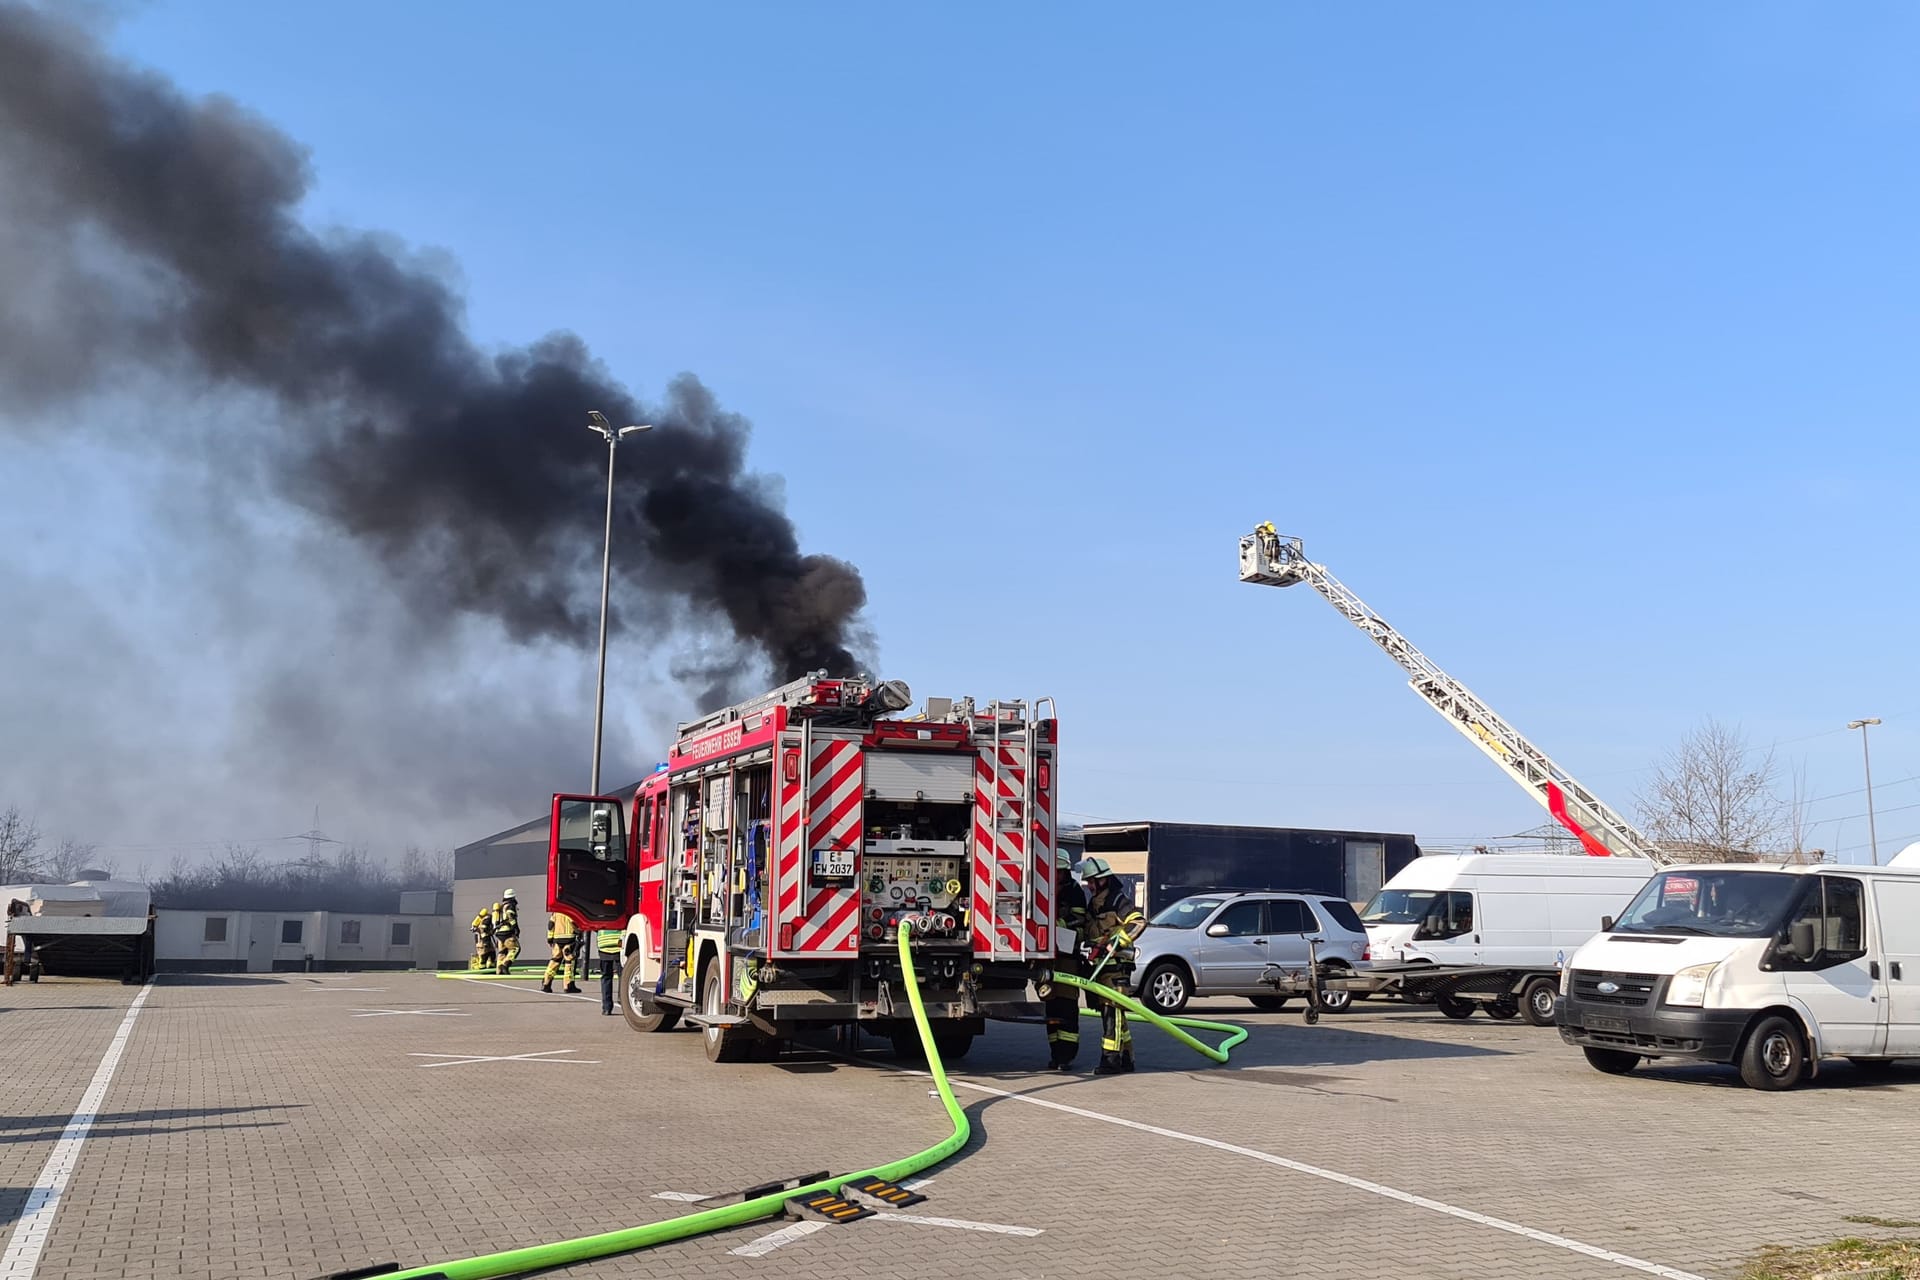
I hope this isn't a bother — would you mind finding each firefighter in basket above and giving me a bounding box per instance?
[1077,857,1147,1074]
[1044,848,1090,1070]
[493,888,521,975]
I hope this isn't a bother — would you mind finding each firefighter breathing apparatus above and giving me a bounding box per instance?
[360,924,1246,1279]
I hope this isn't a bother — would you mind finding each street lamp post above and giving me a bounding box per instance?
[587,411,652,796]
[1847,717,1883,865]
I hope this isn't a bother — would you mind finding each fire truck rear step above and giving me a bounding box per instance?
[682,1012,750,1029]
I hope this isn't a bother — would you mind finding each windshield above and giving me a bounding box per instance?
[1612,870,1803,938]
[1360,889,1440,924]
[1150,895,1228,929]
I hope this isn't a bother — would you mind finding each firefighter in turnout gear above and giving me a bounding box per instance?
[493,888,521,975]
[542,912,581,993]
[1044,849,1089,1070]
[1077,857,1147,1074]
[469,906,494,972]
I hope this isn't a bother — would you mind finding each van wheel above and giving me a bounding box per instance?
[1248,995,1290,1012]
[1140,962,1192,1015]
[1435,993,1475,1020]
[1583,1047,1640,1075]
[621,952,681,1034]
[1521,977,1560,1027]
[700,964,752,1063]
[1739,1015,1808,1091]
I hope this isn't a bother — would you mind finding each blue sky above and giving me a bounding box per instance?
[4,3,1916,865]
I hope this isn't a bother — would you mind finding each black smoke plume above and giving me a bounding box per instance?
[0,2,867,685]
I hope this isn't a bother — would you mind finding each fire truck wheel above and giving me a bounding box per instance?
[620,952,681,1034]
[701,965,753,1063]
[1140,961,1192,1015]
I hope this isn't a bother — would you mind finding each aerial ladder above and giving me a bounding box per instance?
[1239,523,1669,866]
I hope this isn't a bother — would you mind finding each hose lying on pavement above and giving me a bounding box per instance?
[362,921,968,1280]
[1051,971,1249,1063]
[348,945,1245,1279]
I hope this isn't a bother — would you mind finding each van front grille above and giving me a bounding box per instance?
[1570,970,1656,1007]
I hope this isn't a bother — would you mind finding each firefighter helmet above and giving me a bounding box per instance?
[502,887,517,899]
[1075,857,1112,880]
[1055,848,1075,870]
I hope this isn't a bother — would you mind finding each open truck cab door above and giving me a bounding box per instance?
[547,794,637,930]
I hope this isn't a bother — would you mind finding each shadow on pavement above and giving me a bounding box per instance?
[1632,1058,1920,1092]
[155,974,289,987]
[0,1104,306,1147]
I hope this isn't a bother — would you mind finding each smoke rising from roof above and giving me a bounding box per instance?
[0,2,868,685]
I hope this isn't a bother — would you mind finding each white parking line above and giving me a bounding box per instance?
[653,1192,714,1203]
[872,1211,1041,1237]
[940,1075,1707,1280]
[351,1008,469,1018]
[0,981,153,1280]
[728,1221,827,1257]
[452,974,598,1003]
[408,1049,600,1068]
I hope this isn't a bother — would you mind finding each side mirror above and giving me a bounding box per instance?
[1601,916,1615,932]
[1789,920,1818,963]
[1205,923,1230,938]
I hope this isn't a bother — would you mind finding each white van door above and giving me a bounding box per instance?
[1778,874,1883,1057]
[1872,878,1920,1056]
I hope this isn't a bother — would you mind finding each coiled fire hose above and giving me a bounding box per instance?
[361,929,1241,1279]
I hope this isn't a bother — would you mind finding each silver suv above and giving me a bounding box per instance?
[1131,891,1370,1015]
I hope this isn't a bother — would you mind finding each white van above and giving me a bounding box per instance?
[1360,853,1654,968]
[1558,862,1920,1089]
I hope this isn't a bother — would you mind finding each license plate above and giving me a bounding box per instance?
[811,848,856,878]
[1585,1014,1628,1033]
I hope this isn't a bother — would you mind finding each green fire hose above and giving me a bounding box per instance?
[1052,971,1249,1063]
[361,936,1242,1280]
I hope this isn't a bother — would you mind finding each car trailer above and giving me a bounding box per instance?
[1358,961,1562,1026]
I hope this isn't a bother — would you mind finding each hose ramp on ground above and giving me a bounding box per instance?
[348,937,1242,1280]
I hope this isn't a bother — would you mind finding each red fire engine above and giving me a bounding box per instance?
[547,672,1059,1062]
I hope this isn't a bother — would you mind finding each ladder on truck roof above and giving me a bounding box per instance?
[1238,523,1669,867]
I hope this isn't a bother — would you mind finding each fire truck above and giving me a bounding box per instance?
[547,672,1060,1063]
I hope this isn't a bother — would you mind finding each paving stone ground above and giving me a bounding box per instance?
[2,973,1916,1280]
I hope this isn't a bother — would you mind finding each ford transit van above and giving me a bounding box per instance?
[1557,862,1920,1089]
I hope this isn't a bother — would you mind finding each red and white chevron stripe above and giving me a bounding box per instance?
[789,737,862,955]
[1028,745,1054,954]
[773,736,806,954]
[971,752,996,955]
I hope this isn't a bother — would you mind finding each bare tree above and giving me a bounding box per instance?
[398,845,456,891]
[1637,719,1784,861]
[1779,762,1827,865]
[0,806,43,882]
[45,837,112,882]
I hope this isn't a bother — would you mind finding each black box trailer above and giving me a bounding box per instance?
[1081,821,1419,912]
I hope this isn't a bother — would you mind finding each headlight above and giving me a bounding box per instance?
[1665,962,1720,1008]
[1559,967,1572,996]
